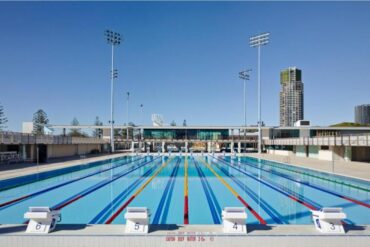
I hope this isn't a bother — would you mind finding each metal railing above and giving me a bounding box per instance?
[0,131,109,145]
[131,138,258,143]
[264,133,370,146]
[0,151,23,164]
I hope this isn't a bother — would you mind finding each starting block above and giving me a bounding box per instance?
[222,207,247,234]
[311,208,346,234]
[24,207,61,234]
[124,207,150,234]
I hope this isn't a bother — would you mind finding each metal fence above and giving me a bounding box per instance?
[0,151,23,164]
[264,133,370,146]
[0,131,109,145]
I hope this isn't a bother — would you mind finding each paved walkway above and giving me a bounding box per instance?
[246,153,370,182]
[0,153,129,180]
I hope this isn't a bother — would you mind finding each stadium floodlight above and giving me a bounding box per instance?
[105,29,122,153]
[250,32,269,154]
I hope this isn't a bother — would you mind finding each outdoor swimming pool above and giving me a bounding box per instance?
[0,155,369,225]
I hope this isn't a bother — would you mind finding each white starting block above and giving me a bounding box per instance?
[124,207,150,234]
[24,207,61,234]
[311,208,346,234]
[222,207,247,234]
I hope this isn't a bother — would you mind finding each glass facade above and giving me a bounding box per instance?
[143,129,229,140]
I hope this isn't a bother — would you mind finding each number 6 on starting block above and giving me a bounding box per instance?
[24,207,61,234]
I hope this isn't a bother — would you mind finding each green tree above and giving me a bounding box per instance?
[69,117,87,137]
[330,122,367,127]
[32,109,49,135]
[0,103,8,131]
[128,121,136,127]
[92,116,103,138]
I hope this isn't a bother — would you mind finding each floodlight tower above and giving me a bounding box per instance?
[105,30,121,153]
[239,69,251,149]
[250,32,269,154]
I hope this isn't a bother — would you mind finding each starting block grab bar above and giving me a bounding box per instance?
[311,208,347,234]
[124,207,151,234]
[24,207,61,234]
[222,207,248,234]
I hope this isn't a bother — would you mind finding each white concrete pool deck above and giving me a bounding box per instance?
[246,153,370,182]
[0,224,369,247]
[0,153,129,180]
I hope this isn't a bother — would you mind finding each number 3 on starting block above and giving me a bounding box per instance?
[311,208,346,234]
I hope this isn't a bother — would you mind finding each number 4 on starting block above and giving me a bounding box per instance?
[222,207,247,234]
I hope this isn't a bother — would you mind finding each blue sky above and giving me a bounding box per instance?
[1,1,370,131]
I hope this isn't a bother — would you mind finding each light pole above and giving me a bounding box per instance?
[250,32,269,154]
[140,104,144,142]
[239,69,251,152]
[140,104,144,125]
[105,30,121,153]
[126,91,130,142]
[239,69,251,127]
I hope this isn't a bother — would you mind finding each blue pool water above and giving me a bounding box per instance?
[0,155,369,225]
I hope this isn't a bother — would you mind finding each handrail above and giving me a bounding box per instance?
[0,131,108,145]
[265,133,370,146]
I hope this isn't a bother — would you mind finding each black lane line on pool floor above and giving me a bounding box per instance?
[104,157,174,224]
[194,158,222,224]
[0,156,146,210]
[89,158,164,224]
[51,156,162,211]
[210,159,286,224]
[221,156,370,209]
[152,158,181,224]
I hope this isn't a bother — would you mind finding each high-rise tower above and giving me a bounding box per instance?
[280,67,304,127]
[355,104,370,125]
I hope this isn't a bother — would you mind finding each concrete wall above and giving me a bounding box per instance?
[352,147,370,162]
[295,145,306,157]
[47,144,101,159]
[308,146,319,158]
[267,149,293,156]
[316,147,346,161]
[318,150,332,161]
